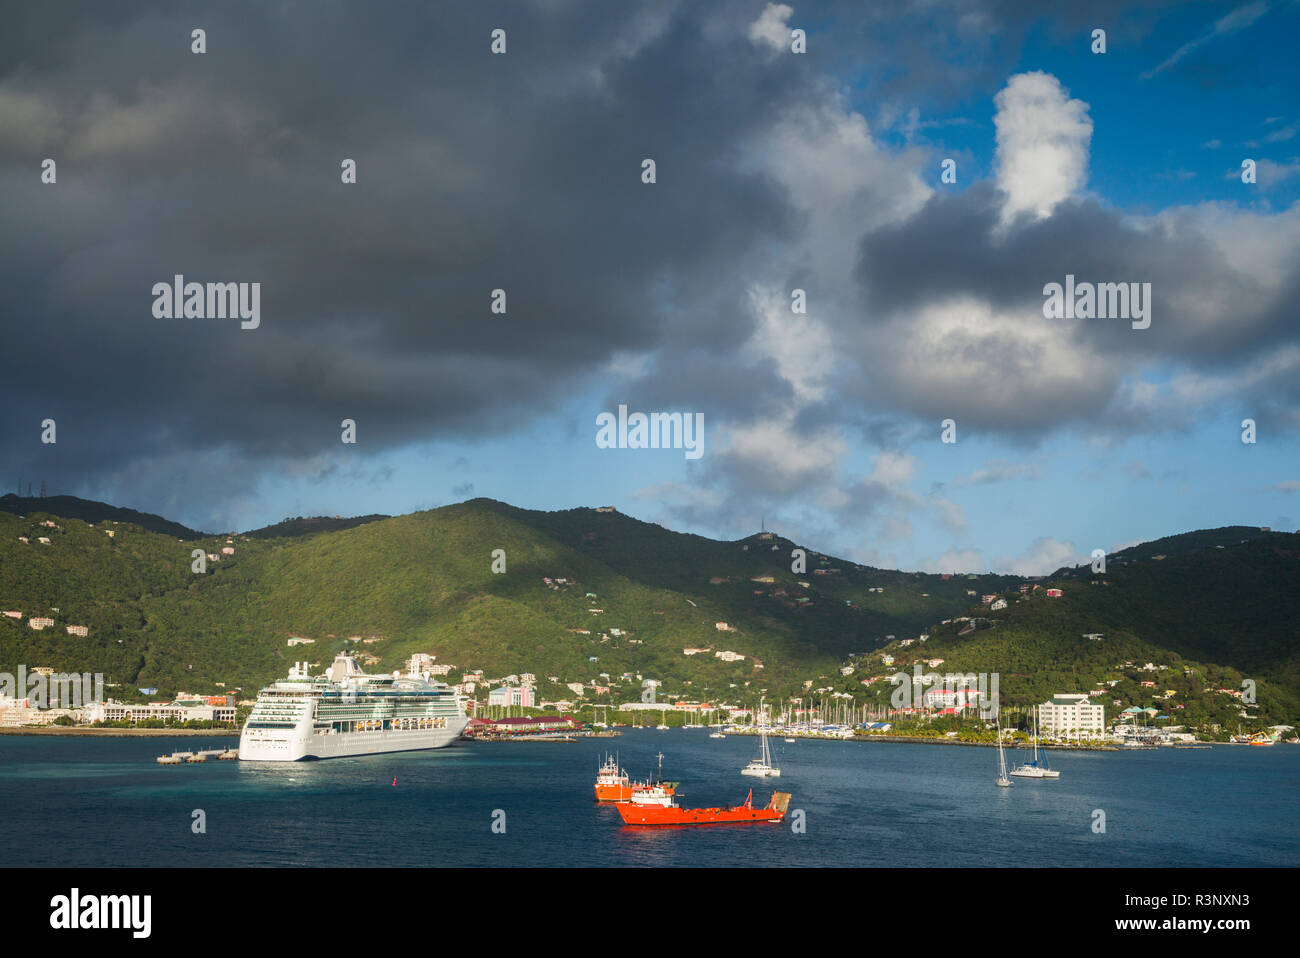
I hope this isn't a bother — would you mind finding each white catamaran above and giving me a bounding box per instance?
[1009,706,1060,779]
[239,654,468,761]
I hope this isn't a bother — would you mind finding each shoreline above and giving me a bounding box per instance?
[0,727,1240,750]
[852,733,1121,751]
[0,726,238,738]
[724,729,1131,750]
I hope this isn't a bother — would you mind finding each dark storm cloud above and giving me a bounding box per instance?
[0,0,827,499]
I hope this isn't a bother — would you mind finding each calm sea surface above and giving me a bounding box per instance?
[3,730,1296,867]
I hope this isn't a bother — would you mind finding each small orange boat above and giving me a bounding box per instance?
[594,752,677,802]
[616,786,791,826]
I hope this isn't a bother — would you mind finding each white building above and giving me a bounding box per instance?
[82,699,237,725]
[407,653,436,672]
[1037,695,1105,740]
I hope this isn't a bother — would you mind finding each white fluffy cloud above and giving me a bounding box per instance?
[994,71,1092,223]
[992,536,1086,576]
[859,296,1115,430]
[748,3,794,52]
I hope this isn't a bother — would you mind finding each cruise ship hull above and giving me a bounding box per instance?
[240,718,469,761]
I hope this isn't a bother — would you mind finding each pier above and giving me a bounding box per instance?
[157,748,239,764]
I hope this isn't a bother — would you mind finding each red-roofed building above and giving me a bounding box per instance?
[463,715,578,737]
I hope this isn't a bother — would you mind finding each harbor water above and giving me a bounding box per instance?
[2,730,1296,867]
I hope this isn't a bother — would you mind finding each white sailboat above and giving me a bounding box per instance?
[995,714,1012,787]
[741,699,780,777]
[709,709,726,738]
[1009,707,1060,779]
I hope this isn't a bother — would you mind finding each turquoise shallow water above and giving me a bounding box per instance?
[2,731,1296,866]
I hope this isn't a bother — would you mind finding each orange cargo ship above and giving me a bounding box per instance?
[615,786,791,826]
[593,753,677,803]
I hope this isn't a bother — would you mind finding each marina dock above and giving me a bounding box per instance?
[157,748,239,764]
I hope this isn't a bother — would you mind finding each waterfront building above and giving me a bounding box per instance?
[1038,694,1105,739]
[84,699,237,725]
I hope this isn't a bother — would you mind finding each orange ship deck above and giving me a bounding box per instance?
[616,791,790,826]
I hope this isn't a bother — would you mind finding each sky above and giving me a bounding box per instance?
[2,0,1298,574]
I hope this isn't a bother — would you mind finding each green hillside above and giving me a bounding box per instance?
[0,498,1296,731]
[0,494,205,538]
[854,535,1300,729]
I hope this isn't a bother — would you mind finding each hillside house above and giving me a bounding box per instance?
[1046,588,1063,598]
[28,618,54,630]
[990,598,1007,610]
[2,611,21,619]
[65,625,89,637]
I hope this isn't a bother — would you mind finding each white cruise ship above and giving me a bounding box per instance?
[239,654,469,761]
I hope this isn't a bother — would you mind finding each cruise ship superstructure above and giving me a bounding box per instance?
[239,654,469,761]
